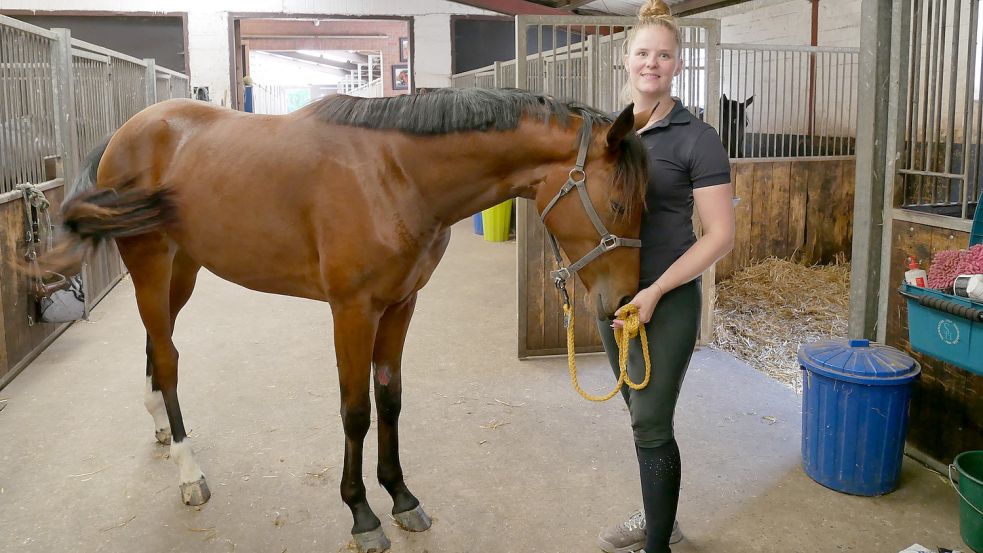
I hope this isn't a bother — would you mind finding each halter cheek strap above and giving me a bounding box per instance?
[539,119,641,317]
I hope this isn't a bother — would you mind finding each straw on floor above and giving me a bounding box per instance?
[712,256,851,393]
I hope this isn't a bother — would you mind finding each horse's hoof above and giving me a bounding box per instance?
[393,505,432,532]
[352,526,391,553]
[180,477,211,506]
[155,428,172,445]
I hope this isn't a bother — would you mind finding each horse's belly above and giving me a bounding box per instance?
[166,202,328,300]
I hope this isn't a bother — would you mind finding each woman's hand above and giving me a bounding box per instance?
[612,283,664,330]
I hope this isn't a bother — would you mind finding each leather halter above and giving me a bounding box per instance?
[539,119,641,315]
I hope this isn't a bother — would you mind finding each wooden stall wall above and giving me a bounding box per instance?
[886,220,983,464]
[715,158,856,281]
[0,183,69,384]
[0,181,126,388]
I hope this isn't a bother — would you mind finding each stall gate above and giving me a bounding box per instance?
[0,14,190,386]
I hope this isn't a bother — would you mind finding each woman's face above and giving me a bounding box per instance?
[625,25,682,99]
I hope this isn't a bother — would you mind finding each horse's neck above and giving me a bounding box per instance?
[413,122,579,227]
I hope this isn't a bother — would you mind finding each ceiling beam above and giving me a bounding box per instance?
[320,51,370,64]
[244,37,379,55]
[527,0,595,8]
[252,51,349,76]
[269,51,359,70]
[449,0,569,15]
[240,18,407,36]
[672,0,753,16]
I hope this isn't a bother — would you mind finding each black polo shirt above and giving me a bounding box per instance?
[636,98,732,287]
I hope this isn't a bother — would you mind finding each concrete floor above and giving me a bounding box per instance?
[0,222,968,553]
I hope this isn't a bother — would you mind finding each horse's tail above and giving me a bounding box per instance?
[62,184,177,242]
[40,137,177,273]
[40,184,177,274]
[65,133,112,203]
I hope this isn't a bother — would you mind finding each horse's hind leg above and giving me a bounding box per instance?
[144,336,170,444]
[373,293,431,532]
[121,237,209,506]
[144,249,201,445]
[332,303,390,553]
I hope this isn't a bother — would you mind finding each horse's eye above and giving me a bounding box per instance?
[610,201,626,216]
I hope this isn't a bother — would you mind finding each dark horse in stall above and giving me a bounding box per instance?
[47,88,650,552]
[719,93,753,158]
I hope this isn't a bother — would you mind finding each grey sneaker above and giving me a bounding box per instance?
[597,510,684,553]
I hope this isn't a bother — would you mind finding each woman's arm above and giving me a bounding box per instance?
[614,183,735,327]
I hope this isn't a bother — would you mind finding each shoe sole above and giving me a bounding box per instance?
[596,529,682,552]
[596,536,645,553]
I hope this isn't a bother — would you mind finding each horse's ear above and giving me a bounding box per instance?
[745,95,754,106]
[722,93,730,102]
[606,103,637,151]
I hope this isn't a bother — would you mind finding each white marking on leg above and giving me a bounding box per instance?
[170,440,205,484]
[144,377,170,436]
[375,364,393,387]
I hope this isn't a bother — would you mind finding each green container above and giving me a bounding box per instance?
[951,451,983,552]
[482,199,513,242]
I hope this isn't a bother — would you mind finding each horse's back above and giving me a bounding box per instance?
[96,99,449,304]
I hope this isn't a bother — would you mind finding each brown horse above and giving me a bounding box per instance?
[52,88,649,552]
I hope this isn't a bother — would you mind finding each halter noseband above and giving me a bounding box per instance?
[539,119,641,315]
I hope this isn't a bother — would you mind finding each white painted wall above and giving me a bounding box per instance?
[698,0,861,47]
[4,0,497,104]
[697,0,862,137]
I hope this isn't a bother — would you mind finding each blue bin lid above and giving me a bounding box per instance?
[798,338,921,385]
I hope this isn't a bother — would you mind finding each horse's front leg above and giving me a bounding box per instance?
[332,303,390,553]
[373,293,432,532]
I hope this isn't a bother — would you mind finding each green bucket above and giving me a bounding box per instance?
[482,199,513,242]
[950,451,983,552]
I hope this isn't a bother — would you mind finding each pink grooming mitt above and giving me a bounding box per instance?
[954,243,983,275]
[927,249,963,289]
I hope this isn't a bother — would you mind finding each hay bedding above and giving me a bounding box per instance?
[711,256,851,393]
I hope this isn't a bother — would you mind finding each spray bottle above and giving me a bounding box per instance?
[905,257,927,287]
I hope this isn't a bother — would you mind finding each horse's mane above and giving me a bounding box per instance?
[306,88,647,217]
[307,87,608,135]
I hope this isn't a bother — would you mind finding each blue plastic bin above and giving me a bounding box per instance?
[900,193,983,376]
[900,284,983,375]
[799,339,921,496]
[472,212,483,235]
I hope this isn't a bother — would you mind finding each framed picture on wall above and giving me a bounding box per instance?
[391,64,409,91]
[399,37,410,62]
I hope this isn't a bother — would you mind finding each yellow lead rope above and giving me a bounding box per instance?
[565,303,651,402]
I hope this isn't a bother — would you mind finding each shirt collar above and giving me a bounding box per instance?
[639,97,690,133]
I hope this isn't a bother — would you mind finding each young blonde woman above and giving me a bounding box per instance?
[595,2,735,552]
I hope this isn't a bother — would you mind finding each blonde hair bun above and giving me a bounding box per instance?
[638,0,673,24]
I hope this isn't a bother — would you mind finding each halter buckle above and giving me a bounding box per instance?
[551,267,571,285]
[600,235,620,251]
